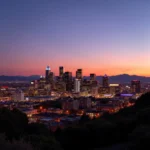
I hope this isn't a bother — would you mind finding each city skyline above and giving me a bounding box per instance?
[1,0,150,76]
[1,65,150,78]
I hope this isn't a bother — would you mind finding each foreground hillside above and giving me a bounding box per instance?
[1,93,150,150]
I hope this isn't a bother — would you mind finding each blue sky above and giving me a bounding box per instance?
[0,0,150,76]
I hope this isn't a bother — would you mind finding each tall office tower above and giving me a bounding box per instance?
[45,66,51,80]
[131,80,141,93]
[74,78,81,93]
[59,66,64,77]
[49,72,55,83]
[102,74,109,87]
[63,72,73,91]
[90,73,96,81]
[63,72,72,82]
[76,69,82,79]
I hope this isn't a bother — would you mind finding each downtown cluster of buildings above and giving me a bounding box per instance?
[0,66,143,102]
[29,66,142,97]
[0,66,145,131]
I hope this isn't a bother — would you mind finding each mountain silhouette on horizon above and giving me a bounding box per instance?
[0,75,40,82]
[85,74,150,83]
[0,74,150,83]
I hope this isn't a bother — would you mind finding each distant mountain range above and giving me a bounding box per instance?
[96,74,150,83]
[0,74,150,83]
[0,75,40,82]
[84,74,150,83]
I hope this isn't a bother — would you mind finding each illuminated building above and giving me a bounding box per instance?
[0,97,11,101]
[81,79,91,93]
[30,80,38,89]
[131,80,141,93]
[55,82,66,92]
[38,77,46,89]
[82,79,91,85]
[120,93,134,100]
[44,65,54,83]
[81,84,91,92]
[91,80,98,87]
[109,84,120,94]
[102,74,109,87]
[90,73,96,81]
[74,79,81,93]
[98,87,110,94]
[91,86,98,97]
[63,72,73,91]
[76,69,82,80]
[37,88,51,96]
[63,72,72,82]
[86,111,103,119]
[0,86,8,91]
[44,84,51,90]
[48,72,54,83]
[13,89,24,101]
[45,66,51,81]
[59,66,64,77]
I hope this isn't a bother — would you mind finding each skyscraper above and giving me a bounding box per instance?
[59,66,64,77]
[76,69,82,80]
[102,74,109,87]
[90,73,96,81]
[49,72,54,83]
[63,72,72,83]
[45,66,50,80]
[131,80,141,93]
[63,72,73,91]
[74,78,81,93]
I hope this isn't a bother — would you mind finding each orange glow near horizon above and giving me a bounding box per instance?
[1,48,150,77]
[1,65,150,77]
[1,0,150,78]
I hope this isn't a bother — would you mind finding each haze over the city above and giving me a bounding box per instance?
[1,0,150,76]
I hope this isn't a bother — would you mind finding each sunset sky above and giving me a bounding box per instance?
[0,0,150,76]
